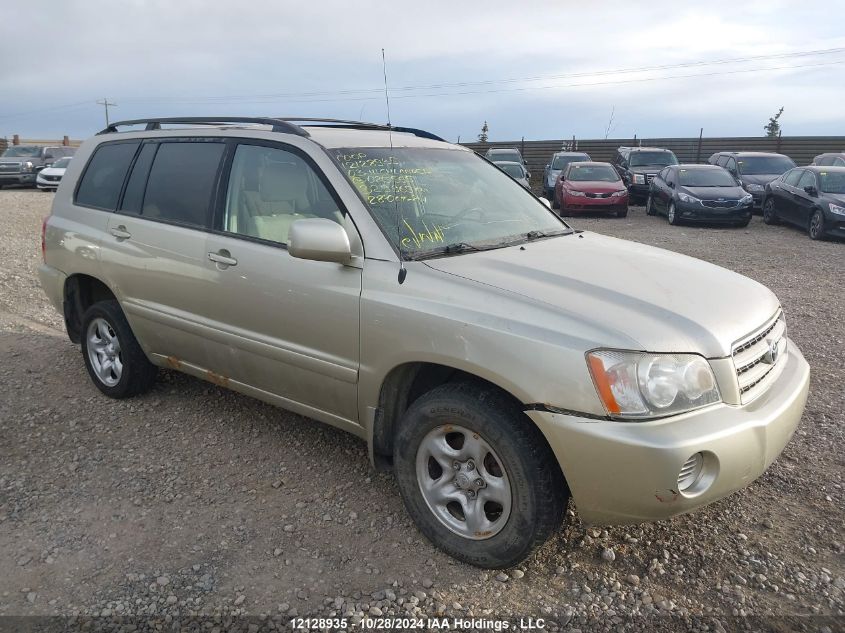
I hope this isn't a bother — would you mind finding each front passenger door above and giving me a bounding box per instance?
[201,141,363,426]
[793,170,819,228]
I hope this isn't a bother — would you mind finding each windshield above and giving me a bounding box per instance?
[335,148,566,258]
[737,156,795,175]
[819,171,845,194]
[2,146,41,158]
[629,151,677,168]
[489,150,521,162]
[678,168,736,187]
[552,154,589,169]
[566,164,619,182]
[497,163,524,178]
[51,157,72,169]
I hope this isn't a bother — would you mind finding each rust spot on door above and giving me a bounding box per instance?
[165,356,182,370]
[206,370,230,388]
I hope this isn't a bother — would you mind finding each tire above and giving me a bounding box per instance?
[646,195,656,216]
[81,300,157,398]
[616,208,628,218]
[667,201,680,225]
[762,198,779,225]
[551,189,560,210]
[393,382,567,569]
[808,209,825,240]
[736,218,750,228]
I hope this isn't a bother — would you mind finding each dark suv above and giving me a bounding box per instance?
[612,147,678,204]
[708,151,795,210]
[0,145,76,188]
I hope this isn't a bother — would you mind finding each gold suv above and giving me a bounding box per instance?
[39,117,810,568]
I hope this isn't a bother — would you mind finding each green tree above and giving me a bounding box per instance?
[764,107,784,137]
[478,121,489,143]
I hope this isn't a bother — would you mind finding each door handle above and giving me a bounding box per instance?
[110,226,131,240]
[208,250,238,267]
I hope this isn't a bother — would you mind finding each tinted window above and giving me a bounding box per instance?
[75,142,139,210]
[142,142,224,227]
[120,143,158,214]
[784,169,803,186]
[820,171,845,193]
[498,163,525,178]
[737,155,795,175]
[552,154,589,169]
[797,171,816,190]
[716,155,728,168]
[725,158,738,173]
[834,157,845,167]
[677,168,736,187]
[223,144,343,245]
[628,151,677,168]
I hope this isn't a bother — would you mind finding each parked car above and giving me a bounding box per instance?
[484,147,527,167]
[612,146,679,204]
[494,160,530,189]
[0,145,75,188]
[543,151,591,199]
[812,152,845,167]
[39,116,809,568]
[763,166,845,240]
[554,161,627,217]
[647,165,753,227]
[36,156,72,191]
[708,152,795,210]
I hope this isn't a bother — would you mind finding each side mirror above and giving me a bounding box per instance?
[804,185,818,197]
[537,196,551,209]
[288,218,352,264]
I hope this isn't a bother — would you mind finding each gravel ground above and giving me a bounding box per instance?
[0,188,843,632]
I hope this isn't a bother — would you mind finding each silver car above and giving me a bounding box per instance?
[39,117,810,568]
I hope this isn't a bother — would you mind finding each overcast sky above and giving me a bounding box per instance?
[1,0,844,142]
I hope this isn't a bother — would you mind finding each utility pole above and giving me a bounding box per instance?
[96,98,117,127]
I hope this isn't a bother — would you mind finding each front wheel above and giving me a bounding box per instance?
[808,209,825,240]
[81,300,158,398]
[762,198,779,224]
[551,189,560,210]
[667,201,680,225]
[393,382,567,568]
[646,195,656,216]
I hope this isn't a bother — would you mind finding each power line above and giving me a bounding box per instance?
[96,98,117,127]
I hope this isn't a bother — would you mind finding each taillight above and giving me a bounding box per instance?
[41,217,48,262]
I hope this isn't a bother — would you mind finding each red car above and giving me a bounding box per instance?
[554,161,629,217]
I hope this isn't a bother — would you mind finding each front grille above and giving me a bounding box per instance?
[732,311,787,404]
[585,192,612,199]
[702,200,740,209]
[0,162,21,173]
[646,174,656,184]
[44,175,61,182]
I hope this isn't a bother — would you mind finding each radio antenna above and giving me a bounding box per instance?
[382,48,407,284]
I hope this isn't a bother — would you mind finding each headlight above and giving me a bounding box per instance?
[633,174,645,184]
[745,183,764,192]
[830,203,845,216]
[741,193,753,204]
[677,192,701,204]
[587,350,721,420]
[565,189,586,197]
[22,161,34,172]
[612,189,628,197]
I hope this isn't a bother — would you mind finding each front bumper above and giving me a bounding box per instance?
[676,200,753,224]
[38,263,67,314]
[36,175,61,189]
[628,183,650,198]
[563,196,628,214]
[0,173,36,186]
[527,340,810,525]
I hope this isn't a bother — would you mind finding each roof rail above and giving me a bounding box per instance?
[276,118,446,142]
[97,117,310,136]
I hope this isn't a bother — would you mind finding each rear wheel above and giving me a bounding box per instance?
[808,209,825,240]
[393,382,567,568]
[81,300,158,398]
[762,198,779,225]
[667,202,680,225]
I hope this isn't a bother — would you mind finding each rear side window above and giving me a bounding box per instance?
[75,142,139,210]
[797,170,816,189]
[784,169,803,186]
[120,143,158,214]
[141,142,224,227]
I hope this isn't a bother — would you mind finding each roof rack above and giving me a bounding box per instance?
[97,117,310,136]
[97,116,446,142]
[276,118,446,142]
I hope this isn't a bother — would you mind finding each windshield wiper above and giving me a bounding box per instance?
[522,228,574,241]
[408,241,492,261]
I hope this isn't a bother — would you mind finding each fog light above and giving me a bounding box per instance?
[677,452,704,492]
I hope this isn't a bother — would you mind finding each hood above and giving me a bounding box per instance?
[39,166,66,177]
[566,180,623,193]
[740,173,780,186]
[680,185,747,200]
[825,192,845,205]
[424,232,779,357]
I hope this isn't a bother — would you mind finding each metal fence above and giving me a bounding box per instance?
[463,136,845,185]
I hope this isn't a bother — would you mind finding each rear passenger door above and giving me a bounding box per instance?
[100,138,226,369]
[201,140,363,426]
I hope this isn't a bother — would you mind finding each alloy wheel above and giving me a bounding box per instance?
[86,317,123,387]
